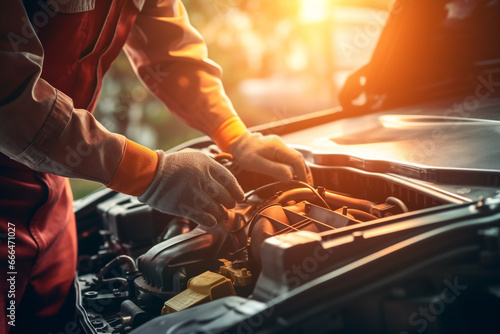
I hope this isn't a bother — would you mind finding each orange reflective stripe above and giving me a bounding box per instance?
[211,116,247,152]
[107,139,159,196]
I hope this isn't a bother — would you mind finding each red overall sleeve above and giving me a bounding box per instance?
[0,0,157,196]
[123,0,248,152]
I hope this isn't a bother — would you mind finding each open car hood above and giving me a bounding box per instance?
[72,1,500,333]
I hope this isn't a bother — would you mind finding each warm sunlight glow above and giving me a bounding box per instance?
[300,0,329,23]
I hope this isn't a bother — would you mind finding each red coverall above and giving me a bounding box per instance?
[0,0,247,332]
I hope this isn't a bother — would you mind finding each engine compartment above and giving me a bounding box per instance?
[74,148,464,333]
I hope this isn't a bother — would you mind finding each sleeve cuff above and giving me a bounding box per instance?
[211,116,247,152]
[106,139,159,196]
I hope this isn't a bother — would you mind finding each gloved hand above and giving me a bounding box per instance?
[138,149,244,227]
[229,132,313,185]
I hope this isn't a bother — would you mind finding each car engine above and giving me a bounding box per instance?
[74,143,498,334]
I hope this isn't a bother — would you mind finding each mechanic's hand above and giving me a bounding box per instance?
[229,132,313,185]
[138,149,244,227]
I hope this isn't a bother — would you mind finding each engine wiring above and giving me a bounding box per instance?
[243,180,332,210]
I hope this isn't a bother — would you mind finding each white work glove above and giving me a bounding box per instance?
[229,132,313,185]
[138,149,244,227]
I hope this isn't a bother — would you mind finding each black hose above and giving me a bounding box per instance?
[95,255,138,283]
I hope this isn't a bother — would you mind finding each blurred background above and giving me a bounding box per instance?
[71,0,391,198]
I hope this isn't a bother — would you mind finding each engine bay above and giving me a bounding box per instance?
[74,146,475,333]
